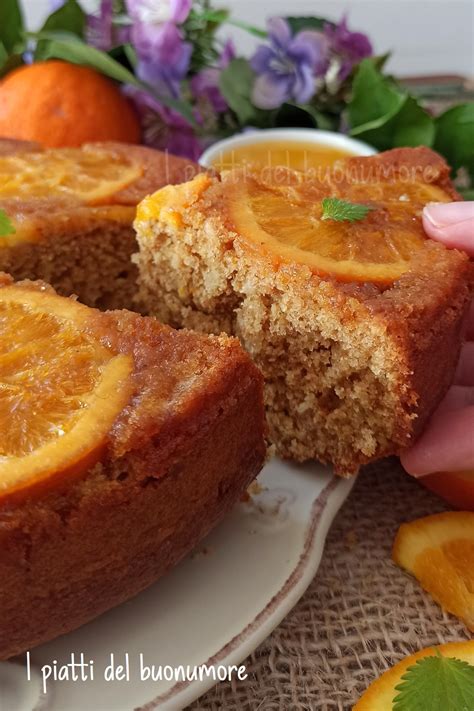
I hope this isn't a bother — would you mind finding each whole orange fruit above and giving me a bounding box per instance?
[0,61,141,147]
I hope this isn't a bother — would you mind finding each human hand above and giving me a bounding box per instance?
[401,201,474,477]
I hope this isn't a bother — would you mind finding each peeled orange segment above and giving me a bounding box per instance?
[224,169,450,283]
[0,148,142,205]
[354,641,474,711]
[0,286,133,500]
[392,511,474,630]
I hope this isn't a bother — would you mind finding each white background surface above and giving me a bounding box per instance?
[24,0,474,77]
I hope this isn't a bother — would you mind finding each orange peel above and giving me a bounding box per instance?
[0,286,133,502]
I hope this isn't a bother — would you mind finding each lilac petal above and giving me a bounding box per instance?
[171,0,192,23]
[49,0,65,10]
[267,17,291,50]
[125,0,141,21]
[219,39,236,68]
[344,30,372,59]
[191,68,227,113]
[132,20,191,73]
[289,30,326,69]
[292,63,315,104]
[250,45,275,74]
[86,0,114,51]
[252,72,292,110]
[324,15,372,61]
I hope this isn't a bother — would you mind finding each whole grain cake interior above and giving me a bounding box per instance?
[133,147,473,475]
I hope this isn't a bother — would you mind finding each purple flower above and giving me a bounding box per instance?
[134,22,192,97]
[190,40,236,114]
[49,0,65,10]
[250,17,327,110]
[324,16,372,80]
[86,0,113,51]
[126,0,192,26]
[126,1,192,98]
[129,88,201,160]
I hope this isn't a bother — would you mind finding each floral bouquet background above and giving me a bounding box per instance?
[0,0,473,192]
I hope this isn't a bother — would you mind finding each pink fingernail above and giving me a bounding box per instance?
[424,202,474,228]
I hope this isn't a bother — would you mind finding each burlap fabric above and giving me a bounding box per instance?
[190,459,471,710]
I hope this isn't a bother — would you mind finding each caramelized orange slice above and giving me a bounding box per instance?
[0,147,142,205]
[393,512,474,630]
[223,168,450,283]
[0,286,133,501]
[354,641,474,710]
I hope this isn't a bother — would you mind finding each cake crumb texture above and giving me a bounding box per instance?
[134,147,473,475]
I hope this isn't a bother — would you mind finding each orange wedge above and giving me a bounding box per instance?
[223,168,451,283]
[0,285,133,502]
[393,512,474,630]
[354,640,474,710]
[0,147,142,205]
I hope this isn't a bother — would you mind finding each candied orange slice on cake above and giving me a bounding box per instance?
[0,285,133,502]
[222,166,451,283]
[393,512,474,630]
[354,640,474,710]
[0,146,142,205]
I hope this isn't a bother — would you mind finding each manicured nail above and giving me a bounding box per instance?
[424,202,474,228]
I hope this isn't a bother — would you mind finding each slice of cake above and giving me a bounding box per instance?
[0,139,201,309]
[0,273,266,660]
[134,147,473,475]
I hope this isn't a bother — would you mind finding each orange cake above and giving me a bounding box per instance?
[0,139,201,309]
[134,147,473,475]
[0,273,266,660]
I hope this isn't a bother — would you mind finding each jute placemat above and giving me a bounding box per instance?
[190,459,471,710]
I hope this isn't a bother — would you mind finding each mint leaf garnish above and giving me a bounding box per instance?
[321,197,374,223]
[393,653,474,711]
[0,209,15,237]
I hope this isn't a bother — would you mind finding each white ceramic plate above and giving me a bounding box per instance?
[1,458,355,711]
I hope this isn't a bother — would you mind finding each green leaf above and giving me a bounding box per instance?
[0,52,24,79]
[197,9,267,38]
[286,16,334,33]
[393,653,474,711]
[321,197,374,223]
[30,31,196,125]
[219,58,259,125]
[349,59,406,136]
[272,103,338,131]
[293,104,338,131]
[0,0,24,54]
[226,18,267,38]
[0,42,8,68]
[122,43,137,70]
[389,95,435,147]
[0,209,16,237]
[35,0,85,61]
[348,59,435,150]
[435,103,474,180]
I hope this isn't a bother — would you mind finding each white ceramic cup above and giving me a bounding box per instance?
[199,128,377,168]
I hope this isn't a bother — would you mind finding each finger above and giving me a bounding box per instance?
[467,301,474,341]
[455,343,474,386]
[423,202,474,256]
[432,386,474,417]
[400,405,474,476]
